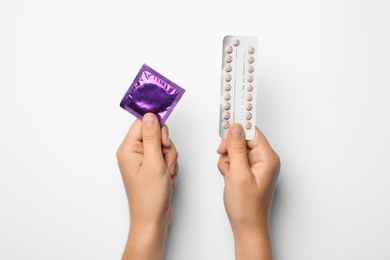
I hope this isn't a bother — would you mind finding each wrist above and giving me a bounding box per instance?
[232,223,273,260]
[129,221,168,245]
[123,222,168,260]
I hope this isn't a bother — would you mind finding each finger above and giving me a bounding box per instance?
[217,154,230,177]
[161,125,171,148]
[248,127,272,150]
[120,119,142,147]
[163,141,178,176]
[116,119,143,163]
[142,113,164,164]
[216,139,227,155]
[172,163,179,187]
[248,127,279,165]
[247,127,280,173]
[225,124,251,173]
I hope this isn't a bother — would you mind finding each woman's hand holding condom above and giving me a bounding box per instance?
[217,124,280,260]
[117,113,178,260]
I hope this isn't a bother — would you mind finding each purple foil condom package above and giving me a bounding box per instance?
[120,64,185,126]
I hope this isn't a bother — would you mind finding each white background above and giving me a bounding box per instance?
[1,0,390,259]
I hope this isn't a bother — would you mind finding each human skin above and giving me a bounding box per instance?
[116,113,178,260]
[217,124,280,260]
[117,114,279,259]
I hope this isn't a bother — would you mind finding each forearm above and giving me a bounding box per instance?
[122,223,168,260]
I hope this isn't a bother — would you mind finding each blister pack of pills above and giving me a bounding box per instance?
[219,35,258,140]
[120,64,185,126]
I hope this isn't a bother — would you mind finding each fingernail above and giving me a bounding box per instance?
[231,125,243,138]
[143,113,155,127]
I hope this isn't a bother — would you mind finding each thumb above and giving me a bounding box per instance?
[142,113,164,164]
[226,124,250,172]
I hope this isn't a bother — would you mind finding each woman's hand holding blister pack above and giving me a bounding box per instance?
[217,124,280,260]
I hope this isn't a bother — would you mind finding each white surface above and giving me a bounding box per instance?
[1,0,390,259]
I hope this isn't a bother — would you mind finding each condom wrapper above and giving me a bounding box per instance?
[219,35,258,140]
[120,64,185,126]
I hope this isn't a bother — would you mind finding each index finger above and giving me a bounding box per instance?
[247,127,275,153]
[120,119,142,146]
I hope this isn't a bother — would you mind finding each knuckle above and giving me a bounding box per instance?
[270,150,280,166]
[169,141,179,159]
[172,149,179,160]
[229,142,247,155]
[274,153,281,173]
[163,146,179,161]
[142,124,160,144]
[116,146,125,161]
[217,160,223,172]
[268,150,281,174]
[274,152,281,166]
[142,132,157,145]
[217,156,228,175]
